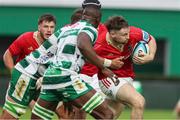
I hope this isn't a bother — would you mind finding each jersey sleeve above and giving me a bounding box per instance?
[80,26,98,44]
[141,30,151,43]
[130,26,152,44]
[8,34,25,56]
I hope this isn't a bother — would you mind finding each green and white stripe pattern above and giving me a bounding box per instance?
[32,102,54,120]
[42,20,97,89]
[53,20,97,72]
[82,92,105,113]
[3,99,27,118]
[14,28,64,79]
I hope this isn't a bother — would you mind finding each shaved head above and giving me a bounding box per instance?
[82,6,101,28]
[71,8,83,24]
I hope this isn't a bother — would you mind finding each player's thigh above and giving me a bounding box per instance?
[2,69,37,118]
[38,89,60,111]
[99,77,132,100]
[32,98,58,120]
[63,78,103,110]
[36,98,58,111]
[116,83,144,106]
[32,90,59,119]
[70,89,113,119]
[8,68,37,106]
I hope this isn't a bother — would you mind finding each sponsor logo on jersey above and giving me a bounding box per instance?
[28,46,34,51]
[142,30,149,42]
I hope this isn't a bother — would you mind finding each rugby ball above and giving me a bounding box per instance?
[133,41,149,57]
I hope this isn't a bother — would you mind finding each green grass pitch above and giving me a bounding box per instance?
[0,107,176,119]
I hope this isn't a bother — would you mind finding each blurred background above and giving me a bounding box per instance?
[0,0,180,119]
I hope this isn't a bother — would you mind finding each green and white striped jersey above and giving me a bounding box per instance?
[15,20,97,80]
[44,20,97,77]
[14,24,67,79]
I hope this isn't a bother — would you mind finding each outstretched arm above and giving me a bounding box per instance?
[3,49,14,71]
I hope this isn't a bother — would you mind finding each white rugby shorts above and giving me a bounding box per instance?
[99,77,133,100]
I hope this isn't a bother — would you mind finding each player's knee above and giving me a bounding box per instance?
[103,107,114,119]
[132,94,145,110]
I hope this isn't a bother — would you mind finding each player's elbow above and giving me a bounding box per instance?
[3,49,14,69]
[3,50,10,62]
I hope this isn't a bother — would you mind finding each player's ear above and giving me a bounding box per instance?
[109,31,116,38]
[38,24,41,31]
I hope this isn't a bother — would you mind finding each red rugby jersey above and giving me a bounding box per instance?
[8,32,39,63]
[81,26,151,79]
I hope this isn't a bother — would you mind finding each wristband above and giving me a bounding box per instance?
[103,58,112,67]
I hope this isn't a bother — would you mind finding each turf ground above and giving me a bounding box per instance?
[0,107,176,120]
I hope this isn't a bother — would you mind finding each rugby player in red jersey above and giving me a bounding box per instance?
[1,13,56,119]
[3,14,56,71]
[81,16,157,119]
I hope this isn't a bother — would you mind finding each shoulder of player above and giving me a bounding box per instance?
[129,26,142,34]
[80,22,98,40]
[21,31,34,36]
[80,20,97,30]
[94,32,111,51]
[129,26,151,43]
[98,23,107,31]
[129,26,144,40]
[18,32,34,40]
[12,32,34,43]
